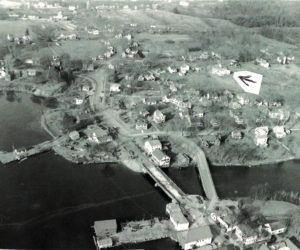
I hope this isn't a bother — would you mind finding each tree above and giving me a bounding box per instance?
[108,127,119,139]
[31,25,56,43]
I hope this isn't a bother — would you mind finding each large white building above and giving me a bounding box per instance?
[151,149,170,167]
[144,140,162,154]
[166,203,189,231]
[178,225,213,250]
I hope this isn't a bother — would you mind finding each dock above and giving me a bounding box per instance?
[0,136,66,164]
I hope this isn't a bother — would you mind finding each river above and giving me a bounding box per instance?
[0,92,298,249]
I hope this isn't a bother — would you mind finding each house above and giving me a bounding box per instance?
[166,203,189,231]
[273,126,286,138]
[27,69,37,76]
[178,225,213,250]
[264,221,287,235]
[256,58,270,68]
[231,131,243,139]
[95,238,113,250]
[210,213,235,232]
[229,102,242,110]
[153,110,165,123]
[0,69,6,79]
[110,83,121,93]
[74,98,84,105]
[84,125,112,144]
[212,66,231,76]
[180,65,190,75]
[254,126,269,147]
[136,119,148,131]
[69,131,80,141]
[151,149,170,167]
[82,62,94,72]
[142,97,157,105]
[269,109,288,121]
[236,94,250,105]
[82,85,90,92]
[7,34,14,42]
[167,66,177,74]
[144,140,162,154]
[235,224,258,245]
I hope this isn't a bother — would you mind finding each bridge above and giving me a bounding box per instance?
[142,162,186,202]
[124,140,186,203]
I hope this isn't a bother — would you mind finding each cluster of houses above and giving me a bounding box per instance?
[210,210,292,248]
[7,33,32,45]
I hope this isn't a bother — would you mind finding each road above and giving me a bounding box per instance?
[101,108,218,203]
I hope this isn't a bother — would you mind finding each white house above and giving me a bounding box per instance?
[0,69,6,79]
[264,221,287,235]
[74,98,84,105]
[269,109,287,121]
[136,120,148,131]
[236,94,250,105]
[151,149,170,167]
[166,203,189,231]
[273,126,286,138]
[144,140,162,154]
[254,126,269,147]
[256,58,270,68]
[153,110,165,123]
[110,83,121,92]
[212,67,231,76]
[178,225,213,250]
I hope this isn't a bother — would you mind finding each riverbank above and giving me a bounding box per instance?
[0,79,64,98]
[210,155,300,167]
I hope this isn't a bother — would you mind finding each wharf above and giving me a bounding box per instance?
[0,136,66,164]
[94,218,171,249]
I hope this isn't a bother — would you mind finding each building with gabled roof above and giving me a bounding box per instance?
[151,149,170,167]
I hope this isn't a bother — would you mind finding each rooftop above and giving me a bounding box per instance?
[93,219,117,237]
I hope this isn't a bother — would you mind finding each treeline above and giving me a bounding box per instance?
[212,0,300,44]
[213,0,300,28]
[193,29,263,62]
[250,183,300,205]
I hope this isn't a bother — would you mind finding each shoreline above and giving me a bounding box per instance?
[0,80,63,98]
[210,155,299,167]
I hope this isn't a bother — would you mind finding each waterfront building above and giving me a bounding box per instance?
[234,224,258,246]
[166,203,189,231]
[264,221,287,235]
[93,219,117,237]
[151,149,170,167]
[177,225,213,250]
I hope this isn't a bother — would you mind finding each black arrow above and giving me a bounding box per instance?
[238,75,256,86]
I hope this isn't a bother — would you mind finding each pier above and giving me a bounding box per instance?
[0,136,66,164]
